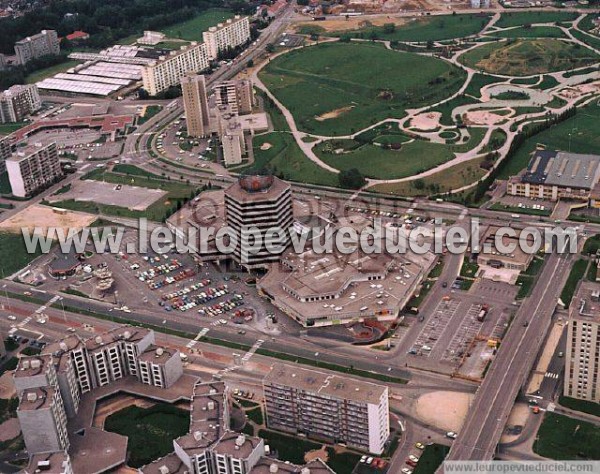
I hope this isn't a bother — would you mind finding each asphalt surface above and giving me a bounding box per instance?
[442,250,574,466]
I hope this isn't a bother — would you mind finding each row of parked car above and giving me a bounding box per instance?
[160,284,233,312]
[198,294,245,317]
[147,268,196,290]
[161,279,212,301]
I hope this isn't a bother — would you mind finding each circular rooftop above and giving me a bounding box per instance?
[238,173,274,193]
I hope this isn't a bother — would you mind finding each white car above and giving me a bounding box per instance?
[402,469,413,474]
[408,455,420,463]
[7,315,16,321]
[446,431,458,439]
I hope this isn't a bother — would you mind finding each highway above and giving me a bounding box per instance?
[441,250,574,466]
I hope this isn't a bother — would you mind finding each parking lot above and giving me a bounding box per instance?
[406,280,518,377]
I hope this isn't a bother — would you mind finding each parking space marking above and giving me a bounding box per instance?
[442,303,483,362]
[413,299,460,356]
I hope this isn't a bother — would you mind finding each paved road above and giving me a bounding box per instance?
[441,250,574,466]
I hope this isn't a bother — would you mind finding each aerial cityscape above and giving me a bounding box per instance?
[0,0,599,473]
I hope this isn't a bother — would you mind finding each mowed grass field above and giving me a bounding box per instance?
[314,130,484,180]
[260,42,466,136]
[498,102,600,179]
[534,412,600,460]
[489,26,567,39]
[160,8,233,41]
[495,11,579,28]
[332,13,491,42]
[460,39,600,76]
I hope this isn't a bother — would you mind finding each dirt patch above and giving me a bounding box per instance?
[260,142,273,150]
[0,372,16,399]
[315,106,354,121]
[0,204,97,235]
[410,111,442,131]
[464,109,510,126]
[305,446,329,463]
[415,391,473,432]
[294,16,408,33]
[500,403,530,444]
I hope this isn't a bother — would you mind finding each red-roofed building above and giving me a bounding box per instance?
[66,31,89,42]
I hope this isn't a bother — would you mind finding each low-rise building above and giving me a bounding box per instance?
[263,363,390,454]
[203,16,251,59]
[564,281,600,402]
[138,31,166,45]
[24,451,73,474]
[6,142,63,198]
[0,83,41,123]
[475,224,534,272]
[508,150,600,203]
[14,30,60,65]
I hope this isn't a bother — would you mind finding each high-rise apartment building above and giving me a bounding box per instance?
[564,281,600,402]
[137,345,184,389]
[218,107,245,166]
[181,73,211,138]
[0,84,41,123]
[203,16,251,59]
[263,363,390,454]
[224,175,293,268]
[214,79,254,115]
[14,30,60,65]
[0,136,11,174]
[17,386,70,454]
[142,42,210,96]
[6,142,62,197]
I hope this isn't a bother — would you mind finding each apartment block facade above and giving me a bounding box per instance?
[142,42,210,96]
[138,346,184,389]
[214,79,254,116]
[17,387,69,454]
[15,30,60,65]
[6,142,62,197]
[181,73,211,138]
[564,281,600,402]
[203,16,251,59]
[263,364,390,454]
[0,83,41,123]
[0,136,11,174]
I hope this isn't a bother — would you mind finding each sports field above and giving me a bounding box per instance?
[460,39,600,76]
[160,9,233,41]
[332,14,491,42]
[498,102,600,179]
[260,42,466,136]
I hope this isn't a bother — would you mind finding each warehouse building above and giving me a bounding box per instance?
[508,150,600,202]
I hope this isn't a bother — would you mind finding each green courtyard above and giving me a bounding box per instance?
[104,403,190,468]
[259,42,466,136]
[159,8,234,42]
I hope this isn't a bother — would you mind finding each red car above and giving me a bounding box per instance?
[406,459,417,468]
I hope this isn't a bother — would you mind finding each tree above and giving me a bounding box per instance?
[414,179,425,190]
[340,34,352,43]
[266,43,275,53]
[426,40,434,50]
[338,168,366,189]
[247,59,254,68]
[383,23,396,34]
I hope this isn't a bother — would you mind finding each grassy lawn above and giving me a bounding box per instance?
[464,73,507,98]
[138,105,162,125]
[250,132,339,187]
[413,444,450,474]
[333,14,491,42]
[105,404,189,468]
[160,9,233,41]
[432,95,482,126]
[0,172,12,194]
[533,412,600,460]
[260,42,466,136]
[583,234,600,255]
[460,259,479,278]
[524,256,544,276]
[0,357,19,377]
[326,447,362,474]
[495,11,578,28]
[258,429,321,465]
[25,60,80,84]
[460,39,599,76]
[570,28,600,51]
[498,101,600,179]
[560,258,588,308]
[559,395,600,417]
[0,232,45,278]
[0,398,18,425]
[371,157,486,196]
[0,122,27,137]
[246,406,264,426]
[490,26,567,39]
[516,274,535,299]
